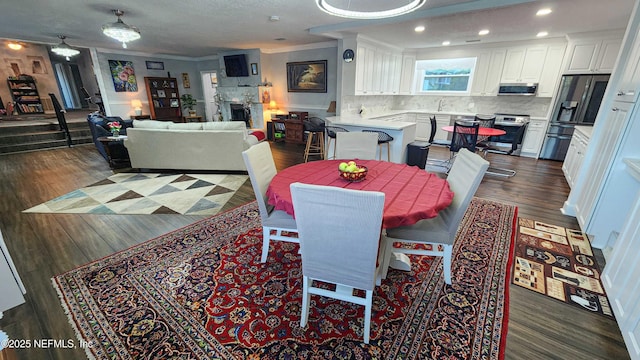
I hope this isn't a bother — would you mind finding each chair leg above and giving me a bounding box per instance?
[443,244,453,285]
[381,236,393,279]
[363,289,373,344]
[385,143,391,162]
[261,227,271,263]
[300,276,311,327]
[304,132,312,163]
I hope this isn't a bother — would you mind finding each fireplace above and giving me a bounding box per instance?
[230,103,250,128]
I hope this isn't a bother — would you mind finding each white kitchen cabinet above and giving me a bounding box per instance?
[399,54,416,95]
[501,45,547,83]
[564,37,622,74]
[520,119,546,157]
[575,101,630,235]
[616,27,640,103]
[415,114,432,140]
[355,44,403,95]
[562,127,589,188]
[537,44,566,97]
[471,49,506,96]
[434,115,450,141]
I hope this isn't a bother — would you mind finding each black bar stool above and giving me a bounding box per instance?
[362,129,394,161]
[325,126,348,159]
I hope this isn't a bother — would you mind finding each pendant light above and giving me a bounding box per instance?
[102,9,140,48]
[315,0,426,19]
[51,35,80,61]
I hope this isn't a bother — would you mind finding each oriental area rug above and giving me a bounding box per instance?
[23,172,248,215]
[53,197,517,359]
[512,218,614,318]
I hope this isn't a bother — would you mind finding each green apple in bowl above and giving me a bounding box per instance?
[338,162,349,171]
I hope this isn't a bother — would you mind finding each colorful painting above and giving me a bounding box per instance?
[109,60,138,92]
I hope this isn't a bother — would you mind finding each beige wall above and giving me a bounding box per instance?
[0,43,61,113]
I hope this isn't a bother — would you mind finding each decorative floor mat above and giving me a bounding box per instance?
[512,218,613,317]
[24,173,248,215]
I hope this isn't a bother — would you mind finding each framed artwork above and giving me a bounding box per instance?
[109,60,138,92]
[182,73,190,88]
[286,60,327,93]
[251,63,258,75]
[146,61,164,70]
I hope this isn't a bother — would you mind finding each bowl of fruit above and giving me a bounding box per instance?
[338,161,368,182]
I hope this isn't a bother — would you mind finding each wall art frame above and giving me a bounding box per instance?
[286,60,327,93]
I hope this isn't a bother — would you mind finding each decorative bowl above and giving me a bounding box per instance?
[339,166,368,182]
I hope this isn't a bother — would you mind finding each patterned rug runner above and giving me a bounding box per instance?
[53,197,517,359]
[512,218,614,317]
[23,172,248,215]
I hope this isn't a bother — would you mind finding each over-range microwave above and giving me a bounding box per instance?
[498,83,538,96]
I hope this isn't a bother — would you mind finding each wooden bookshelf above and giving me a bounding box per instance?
[7,76,44,114]
[144,77,182,122]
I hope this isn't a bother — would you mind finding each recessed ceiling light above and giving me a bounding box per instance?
[478,29,490,36]
[537,31,549,37]
[442,41,451,46]
[269,15,280,22]
[415,25,425,32]
[275,38,286,41]
[536,8,552,16]
[7,42,22,50]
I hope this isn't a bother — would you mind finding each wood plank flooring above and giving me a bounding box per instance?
[0,141,630,360]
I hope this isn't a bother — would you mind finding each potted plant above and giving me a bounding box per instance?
[180,94,197,116]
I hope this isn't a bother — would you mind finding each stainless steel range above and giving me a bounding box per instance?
[488,113,530,154]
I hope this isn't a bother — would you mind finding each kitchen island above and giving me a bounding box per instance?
[326,115,417,164]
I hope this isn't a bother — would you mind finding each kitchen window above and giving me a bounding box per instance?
[415,57,477,94]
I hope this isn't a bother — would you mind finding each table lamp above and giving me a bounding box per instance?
[269,100,278,119]
[131,99,142,116]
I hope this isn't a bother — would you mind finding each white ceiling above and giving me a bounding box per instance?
[0,0,636,58]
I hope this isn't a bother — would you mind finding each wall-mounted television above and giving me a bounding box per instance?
[223,54,249,77]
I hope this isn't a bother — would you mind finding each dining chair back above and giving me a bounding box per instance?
[428,116,451,147]
[482,122,529,177]
[242,142,298,263]
[474,114,496,152]
[325,126,348,159]
[382,148,489,284]
[335,131,378,160]
[290,182,385,344]
[450,120,479,154]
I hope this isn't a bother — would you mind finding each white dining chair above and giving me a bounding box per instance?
[290,182,385,344]
[242,142,298,263]
[335,131,378,160]
[381,148,489,284]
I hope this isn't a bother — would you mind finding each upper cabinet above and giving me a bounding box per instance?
[399,54,416,95]
[616,27,640,103]
[537,44,567,97]
[501,45,548,83]
[471,49,506,96]
[564,37,622,74]
[354,41,403,95]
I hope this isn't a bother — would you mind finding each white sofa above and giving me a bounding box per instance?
[124,120,260,171]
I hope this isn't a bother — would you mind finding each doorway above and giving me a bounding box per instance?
[200,71,218,121]
[53,63,83,109]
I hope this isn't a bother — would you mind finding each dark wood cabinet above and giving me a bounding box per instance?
[7,76,44,114]
[144,77,182,122]
[284,118,305,144]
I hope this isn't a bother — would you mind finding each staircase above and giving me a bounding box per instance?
[0,120,93,154]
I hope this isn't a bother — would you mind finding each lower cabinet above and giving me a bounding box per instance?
[562,128,590,188]
[521,119,547,157]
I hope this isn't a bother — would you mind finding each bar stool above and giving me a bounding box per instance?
[362,130,394,161]
[325,126,348,159]
[304,117,326,162]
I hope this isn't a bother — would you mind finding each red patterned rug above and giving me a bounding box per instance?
[53,197,517,359]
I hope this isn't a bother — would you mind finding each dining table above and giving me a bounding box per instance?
[441,125,506,137]
[266,159,455,229]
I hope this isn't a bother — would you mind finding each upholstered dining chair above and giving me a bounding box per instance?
[335,131,379,160]
[290,182,385,344]
[381,148,489,284]
[325,126,349,159]
[242,142,298,263]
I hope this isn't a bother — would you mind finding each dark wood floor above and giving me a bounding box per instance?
[0,141,629,360]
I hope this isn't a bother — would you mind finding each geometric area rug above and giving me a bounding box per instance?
[52,198,516,359]
[23,172,248,215]
[512,218,614,318]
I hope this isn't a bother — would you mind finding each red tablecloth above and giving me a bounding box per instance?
[442,125,506,137]
[266,160,454,228]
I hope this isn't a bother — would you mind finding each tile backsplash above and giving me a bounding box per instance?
[341,95,553,118]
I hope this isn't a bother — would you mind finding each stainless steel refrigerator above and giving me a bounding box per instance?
[539,74,610,160]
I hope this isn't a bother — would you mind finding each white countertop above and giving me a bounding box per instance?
[338,109,548,122]
[575,125,594,139]
[326,115,416,130]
